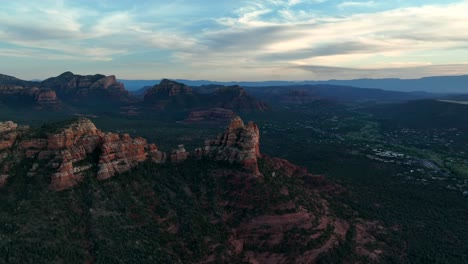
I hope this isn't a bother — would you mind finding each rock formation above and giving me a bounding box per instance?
[0,121,21,150]
[143,79,195,109]
[199,116,261,175]
[143,80,268,111]
[212,85,269,111]
[97,133,155,180]
[0,115,268,190]
[170,144,189,163]
[0,85,59,107]
[0,118,166,190]
[40,71,133,105]
[145,79,192,98]
[36,89,58,104]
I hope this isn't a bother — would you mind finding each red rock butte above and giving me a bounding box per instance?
[0,116,265,190]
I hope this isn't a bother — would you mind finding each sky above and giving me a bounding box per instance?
[1,0,468,81]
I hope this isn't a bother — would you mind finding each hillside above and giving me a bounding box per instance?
[144,80,268,111]
[41,72,134,106]
[0,117,397,263]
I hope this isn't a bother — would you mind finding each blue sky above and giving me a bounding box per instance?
[1,0,468,81]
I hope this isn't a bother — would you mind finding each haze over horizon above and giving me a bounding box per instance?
[1,0,468,81]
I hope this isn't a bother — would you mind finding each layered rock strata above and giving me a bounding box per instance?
[41,72,132,104]
[0,118,165,190]
[0,85,59,106]
[0,116,265,190]
[198,116,261,175]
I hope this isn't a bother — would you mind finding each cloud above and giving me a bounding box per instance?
[1,0,468,80]
[258,41,387,61]
[195,1,468,67]
[293,64,468,80]
[338,1,376,9]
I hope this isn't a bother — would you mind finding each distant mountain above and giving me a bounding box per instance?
[0,85,60,109]
[244,84,441,104]
[316,75,468,93]
[142,79,199,110]
[0,72,136,108]
[143,79,268,111]
[120,75,468,93]
[0,74,59,108]
[131,85,153,97]
[198,85,268,111]
[0,73,38,87]
[42,72,134,106]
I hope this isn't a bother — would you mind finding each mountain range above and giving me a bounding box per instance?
[121,75,468,93]
[1,72,466,114]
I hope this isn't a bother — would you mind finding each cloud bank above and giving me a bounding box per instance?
[0,0,467,80]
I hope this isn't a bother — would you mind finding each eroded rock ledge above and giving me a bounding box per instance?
[0,118,166,190]
[196,116,261,175]
[0,116,278,190]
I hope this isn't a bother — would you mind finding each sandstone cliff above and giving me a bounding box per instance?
[198,116,261,175]
[143,80,268,112]
[145,79,193,98]
[143,79,195,109]
[0,118,166,190]
[0,85,59,107]
[41,71,133,105]
[210,85,269,111]
[0,116,283,190]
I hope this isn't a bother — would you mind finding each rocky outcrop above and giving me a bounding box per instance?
[0,85,59,107]
[145,79,192,98]
[184,108,236,123]
[143,80,268,111]
[41,71,133,105]
[199,116,261,175]
[0,118,166,190]
[208,85,268,111]
[0,121,18,134]
[0,116,274,190]
[170,144,189,163]
[143,79,194,109]
[264,156,309,177]
[0,121,20,150]
[36,89,58,104]
[98,134,150,180]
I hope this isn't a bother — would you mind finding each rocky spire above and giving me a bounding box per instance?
[199,116,261,175]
